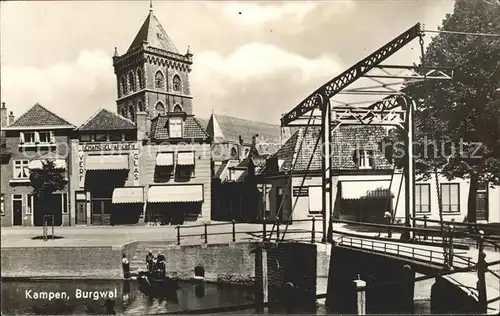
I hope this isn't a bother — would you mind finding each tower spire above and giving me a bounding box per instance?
[149,0,153,12]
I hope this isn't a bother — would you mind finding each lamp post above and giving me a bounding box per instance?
[448,224,454,267]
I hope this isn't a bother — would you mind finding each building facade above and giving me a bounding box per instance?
[256,126,500,224]
[1,104,75,227]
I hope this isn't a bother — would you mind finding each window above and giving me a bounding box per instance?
[1,193,4,216]
[22,132,36,144]
[109,132,123,141]
[27,194,32,215]
[169,117,183,138]
[138,101,145,112]
[173,104,183,112]
[156,102,165,115]
[308,186,322,215]
[128,72,136,92]
[230,147,238,159]
[13,160,30,179]
[38,131,52,143]
[155,71,164,89]
[129,105,136,123]
[354,149,374,169]
[80,134,92,142]
[137,68,144,89]
[173,75,182,92]
[62,193,68,214]
[94,134,107,142]
[415,184,430,213]
[441,183,460,213]
[121,76,128,95]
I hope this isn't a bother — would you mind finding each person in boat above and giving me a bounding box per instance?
[122,253,130,279]
[156,252,166,277]
[146,250,154,273]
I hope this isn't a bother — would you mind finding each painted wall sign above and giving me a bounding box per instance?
[292,186,309,197]
[78,153,85,188]
[133,151,140,186]
[80,143,138,152]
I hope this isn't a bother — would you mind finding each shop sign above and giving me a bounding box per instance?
[133,151,140,186]
[80,142,138,152]
[292,186,309,197]
[78,153,85,188]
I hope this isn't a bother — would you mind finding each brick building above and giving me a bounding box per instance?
[1,103,75,227]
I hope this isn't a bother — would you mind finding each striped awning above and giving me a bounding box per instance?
[177,152,195,166]
[156,152,174,166]
[147,185,203,203]
[341,180,391,199]
[112,187,144,204]
[29,159,67,170]
[86,154,129,170]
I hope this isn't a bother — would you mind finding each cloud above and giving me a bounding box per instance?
[191,43,343,122]
[2,50,116,125]
[193,43,342,97]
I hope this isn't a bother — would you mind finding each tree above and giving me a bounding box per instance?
[387,0,500,226]
[29,160,67,224]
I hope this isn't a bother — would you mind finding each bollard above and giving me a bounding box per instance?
[232,220,236,242]
[477,251,487,313]
[311,217,316,243]
[204,223,208,244]
[353,275,366,315]
[448,224,454,267]
[176,225,181,245]
[423,215,428,240]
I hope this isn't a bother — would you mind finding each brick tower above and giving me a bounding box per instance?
[113,5,193,122]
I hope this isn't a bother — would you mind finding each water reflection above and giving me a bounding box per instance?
[1,279,254,315]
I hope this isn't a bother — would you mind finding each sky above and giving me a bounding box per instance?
[0,0,455,126]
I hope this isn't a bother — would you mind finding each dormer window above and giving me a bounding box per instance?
[169,117,183,138]
[354,149,374,169]
[173,75,182,92]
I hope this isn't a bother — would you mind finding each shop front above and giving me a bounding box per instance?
[146,184,204,225]
[71,141,143,225]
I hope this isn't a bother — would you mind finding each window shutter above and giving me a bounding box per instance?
[34,132,40,143]
[19,132,25,144]
[50,131,55,143]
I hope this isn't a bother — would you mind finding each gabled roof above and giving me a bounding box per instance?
[77,109,136,131]
[6,103,74,129]
[207,113,292,146]
[150,115,210,141]
[265,125,394,174]
[128,10,179,54]
[214,160,240,182]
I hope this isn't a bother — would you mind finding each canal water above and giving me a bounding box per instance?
[1,279,431,315]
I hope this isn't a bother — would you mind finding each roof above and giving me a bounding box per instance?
[7,103,74,129]
[128,10,179,54]
[207,113,292,146]
[150,115,210,141]
[214,160,240,182]
[266,125,394,174]
[77,109,136,131]
[197,118,209,131]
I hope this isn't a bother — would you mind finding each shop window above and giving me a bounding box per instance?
[27,194,32,215]
[13,160,30,179]
[441,183,460,213]
[415,184,430,213]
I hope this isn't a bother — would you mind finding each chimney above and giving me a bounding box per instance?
[0,102,7,128]
[136,111,148,141]
[8,110,15,126]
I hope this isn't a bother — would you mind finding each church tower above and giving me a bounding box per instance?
[113,5,193,122]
